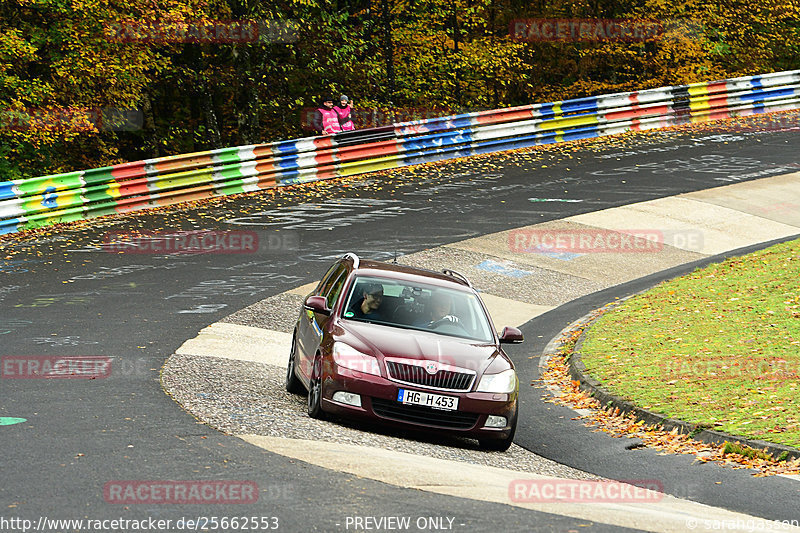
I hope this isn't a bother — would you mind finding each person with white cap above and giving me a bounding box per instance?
[334,95,355,131]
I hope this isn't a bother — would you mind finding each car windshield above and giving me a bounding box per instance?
[341,275,495,343]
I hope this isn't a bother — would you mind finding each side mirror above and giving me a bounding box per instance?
[304,295,331,316]
[499,326,524,344]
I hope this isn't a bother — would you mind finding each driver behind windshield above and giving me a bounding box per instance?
[350,282,384,320]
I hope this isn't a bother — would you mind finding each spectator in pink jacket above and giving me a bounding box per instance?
[334,95,355,131]
[312,97,342,135]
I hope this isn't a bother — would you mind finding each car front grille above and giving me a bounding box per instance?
[371,398,479,430]
[385,361,475,391]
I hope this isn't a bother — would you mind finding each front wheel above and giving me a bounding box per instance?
[286,334,304,394]
[307,356,326,420]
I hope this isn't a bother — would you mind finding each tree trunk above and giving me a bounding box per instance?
[452,6,461,107]
[141,91,160,158]
[236,46,261,145]
[200,77,222,149]
[380,0,396,102]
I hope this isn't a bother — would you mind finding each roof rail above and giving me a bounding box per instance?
[442,268,472,288]
[343,252,360,268]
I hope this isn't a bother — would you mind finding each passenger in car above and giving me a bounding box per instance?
[418,292,460,328]
[350,283,384,320]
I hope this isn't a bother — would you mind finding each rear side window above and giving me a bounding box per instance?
[325,271,348,310]
[315,262,340,294]
[318,263,346,296]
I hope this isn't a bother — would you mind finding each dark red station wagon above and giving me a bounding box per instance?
[286,253,523,451]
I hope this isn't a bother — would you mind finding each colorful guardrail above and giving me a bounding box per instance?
[2,69,799,235]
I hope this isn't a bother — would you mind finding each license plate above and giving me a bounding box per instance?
[397,389,458,411]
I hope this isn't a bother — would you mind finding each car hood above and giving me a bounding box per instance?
[338,320,502,374]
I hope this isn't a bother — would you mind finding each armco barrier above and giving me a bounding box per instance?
[2,70,799,235]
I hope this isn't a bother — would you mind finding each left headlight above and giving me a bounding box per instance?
[332,342,381,376]
[476,368,517,393]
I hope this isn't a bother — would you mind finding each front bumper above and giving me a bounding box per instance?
[320,364,517,439]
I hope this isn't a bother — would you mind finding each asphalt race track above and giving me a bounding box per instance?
[2,119,799,532]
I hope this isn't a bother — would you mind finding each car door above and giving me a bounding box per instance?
[296,262,337,379]
[297,262,348,380]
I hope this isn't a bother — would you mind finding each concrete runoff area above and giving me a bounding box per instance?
[680,172,800,227]
[166,172,800,532]
[238,435,783,533]
[176,322,292,367]
[565,195,800,255]
[447,219,707,287]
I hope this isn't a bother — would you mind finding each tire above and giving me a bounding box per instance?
[479,414,517,452]
[307,356,326,420]
[285,334,304,394]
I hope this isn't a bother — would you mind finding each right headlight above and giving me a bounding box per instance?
[332,342,381,376]
[476,368,518,394]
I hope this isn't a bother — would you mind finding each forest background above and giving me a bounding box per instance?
[1,0,797,179]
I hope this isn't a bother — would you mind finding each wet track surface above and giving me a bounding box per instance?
[2,121,799,531]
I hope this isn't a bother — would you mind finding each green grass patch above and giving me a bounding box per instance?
[579,238,800,448]
[721,441,780,462]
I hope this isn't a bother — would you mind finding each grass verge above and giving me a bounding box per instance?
[579,238,800,448]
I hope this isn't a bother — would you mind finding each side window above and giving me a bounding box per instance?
[325,271,349,311]
[318,263,344,296]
